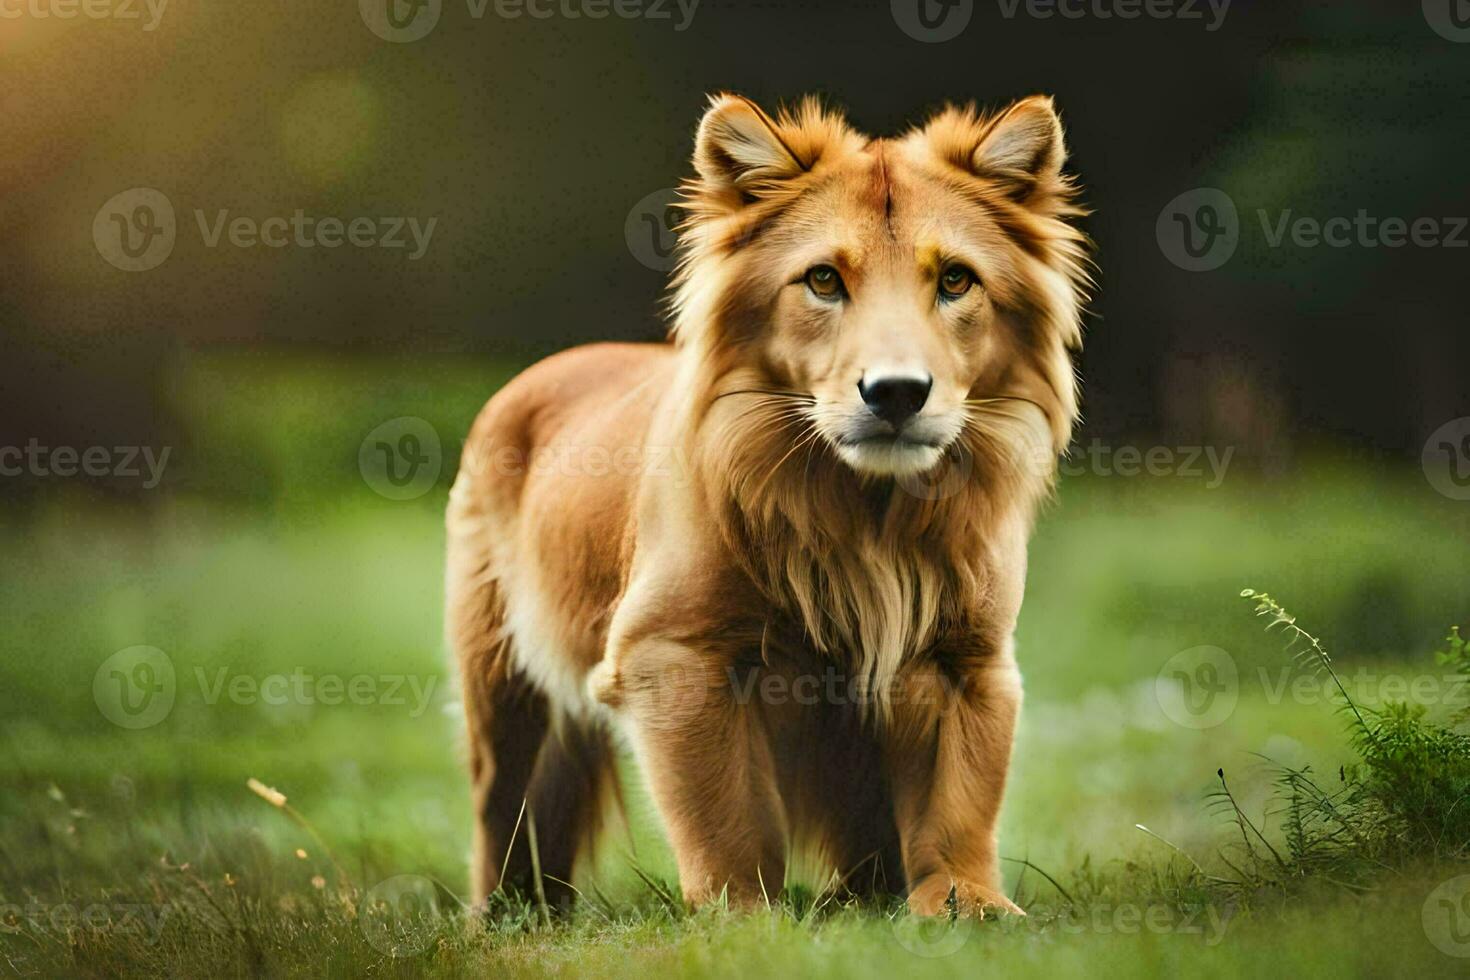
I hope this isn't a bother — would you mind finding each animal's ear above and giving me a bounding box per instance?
[973,95,1065,182]
[928,95,1067,200]
[693,94,806,196]
[690,94,858,211]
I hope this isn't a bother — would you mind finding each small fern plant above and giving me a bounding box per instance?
[1240,590,1470,867]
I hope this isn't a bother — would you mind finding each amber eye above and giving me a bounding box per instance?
[939,264,976,300]
[805,264,844,300]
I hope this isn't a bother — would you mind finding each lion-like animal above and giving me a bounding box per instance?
[446,92,1089,916]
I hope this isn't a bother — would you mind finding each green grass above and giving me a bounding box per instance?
[2,352,1468,977]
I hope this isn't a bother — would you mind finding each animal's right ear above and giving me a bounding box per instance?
[690,94,858,213]
[692,95,807,206]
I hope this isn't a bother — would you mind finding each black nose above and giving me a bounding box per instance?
[858,374,932,428]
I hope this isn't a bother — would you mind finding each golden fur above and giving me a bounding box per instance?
[446,93,1090,916]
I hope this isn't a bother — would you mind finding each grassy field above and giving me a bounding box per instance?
[2,353,1468,977]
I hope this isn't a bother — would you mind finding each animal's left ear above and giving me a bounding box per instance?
[973,96,1065,185]
[932,95,1067,200]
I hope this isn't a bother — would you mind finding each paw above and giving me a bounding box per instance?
[907,876,1025,919]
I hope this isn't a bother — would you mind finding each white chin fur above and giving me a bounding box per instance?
[836,440,945,477]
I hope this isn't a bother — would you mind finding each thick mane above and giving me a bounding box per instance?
[690,373,1044,713]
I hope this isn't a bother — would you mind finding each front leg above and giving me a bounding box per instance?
[888,651,1024,918]
[590,635,786,908]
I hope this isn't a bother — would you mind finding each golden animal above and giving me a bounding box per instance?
[446,92,1089,916]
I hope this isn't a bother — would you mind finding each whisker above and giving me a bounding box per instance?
[962,409,1038,428]
[754,423,823,499]
[960,407,1031,435]
[755,409,816,428]
[713,387,815,404]
[802,426,824,479]
[964,395,1051,417]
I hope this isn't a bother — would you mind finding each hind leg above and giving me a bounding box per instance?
[521,718,618,908]
[458,627,551,905]
[451,567,616,908]
[445,518,551,903]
